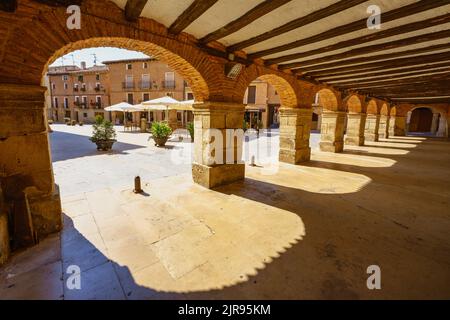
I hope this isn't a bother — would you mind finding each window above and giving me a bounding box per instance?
[64,97,69,109]
[96,73,100,81]
[51,83,56,90]
[126,63,132,70]
[95,96,102,108]
[127,93,134,104]
[64,83,68,90]
[177,111,182,121]
[62,75,68,81]
[83,113,87,118]
[143,62,148,69]
[141,74,150,89]
[125,75,133,89]
[82,96,87,108]
[247,86,256,104]
[187,92,194,100]
[143,93,150,101]
[53,97,58,108]
[164,72,175,89]
[95,82,101,91]
[74,83,79,91]
[75,96,80,106]
[81,83,86,91]
[78,75,83,82]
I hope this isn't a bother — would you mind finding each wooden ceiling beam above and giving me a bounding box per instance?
[227,0,367,52]
[298,43,450,73]
[200,0,291,44]
[322,67,450,83]
[249,0,450,60]
[274,14,450,67]
[334,74,450,90]
[168,0,218,34]
[303,52,450,78]
[33,0,82,6]
[124,0,148,22]
[0,0,17,12]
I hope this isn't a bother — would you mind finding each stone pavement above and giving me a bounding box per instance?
[1,126,449,299]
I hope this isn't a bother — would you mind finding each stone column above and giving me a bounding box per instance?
[388,116,396,137]
[378,115,390,139]
[436,116,448,137]
[430,113,440,134]
[365,114,380,141]
[168,109,178,130]
[0,84,62,245]
[394,116,407,136]
[0,186,9,266]
[319,111,346,152]
[345,113,366,146]
[279,108,312,164]
[192,102,245,188]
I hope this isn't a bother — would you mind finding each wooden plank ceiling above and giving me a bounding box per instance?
[31,0,450,103]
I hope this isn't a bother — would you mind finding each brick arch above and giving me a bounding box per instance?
[380,103,390,116]
[316,88,340,111]
[345,95,363,113]
[367,99,379,115]
[390,106,397,116]
[43,37,210,102]
[236,65,301,108]
[0,0,222,102]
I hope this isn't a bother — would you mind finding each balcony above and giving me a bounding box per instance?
[73,87,79,92]
[90,101,103,109]
[122,81,135,90]
[139,81,152,90]
[162,80,176,89]
[80,87,86,92]
[94,86,101,92]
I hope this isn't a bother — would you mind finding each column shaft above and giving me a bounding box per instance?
[378,115,390,139]
[345,113,366,146]
[319,111,346,153]
[388,116,396,137]
[192,102,245,188]
[365,114,380,141]
[279,108,312,164]
[0,84,62,248]
[394,116,407,136]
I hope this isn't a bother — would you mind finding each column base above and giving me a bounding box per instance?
[365,134,379,142]
[345,136,364,146]
[27,185,63,240]
[192,163,245,189]
[0,212,9,266]
[279,147,311,164]
[320,141,344,153]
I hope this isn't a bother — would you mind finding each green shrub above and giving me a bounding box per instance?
[90,115,116,143]
[150,121,172,139]
[187,122,194,141]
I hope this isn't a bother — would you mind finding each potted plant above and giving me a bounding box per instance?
[187,122,194,142]
[90,115,116,151]
[149,121,172,147]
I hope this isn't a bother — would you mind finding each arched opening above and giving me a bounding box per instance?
[380,103,390,116]
[316,89,339,112]
[367,100,379,115]
[346,95,362,114]
[409,107,434,132]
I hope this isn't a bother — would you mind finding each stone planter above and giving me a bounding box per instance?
[152,136,169,147]
[94,139,116,151]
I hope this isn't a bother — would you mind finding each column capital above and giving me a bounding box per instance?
[192,101,245,113]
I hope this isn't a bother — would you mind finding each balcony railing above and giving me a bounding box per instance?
[122,81,135,89]
[80,87,86,92]
[73,87,79,92]
[90,101,103,109]
[139,81,152,90]
[162,80,176,89]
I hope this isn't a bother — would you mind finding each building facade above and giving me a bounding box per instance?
[243,79,281,129]
[103,58,190,126]
[47,63,110,123]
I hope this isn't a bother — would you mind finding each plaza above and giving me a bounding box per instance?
[1,124,449,299]
[1,0,450,300]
